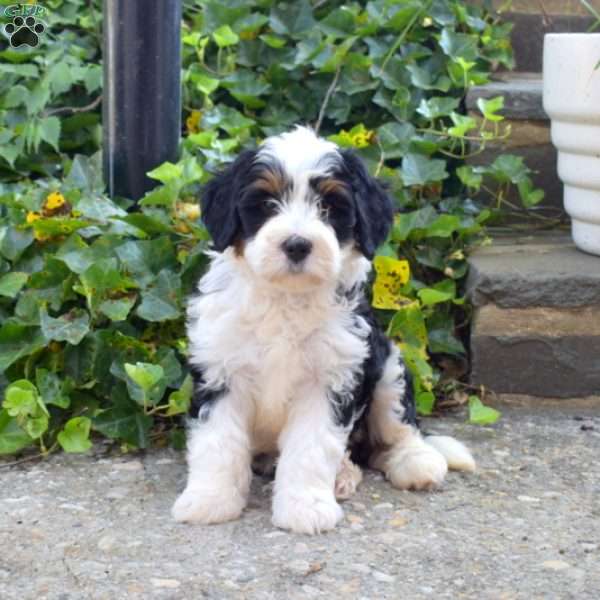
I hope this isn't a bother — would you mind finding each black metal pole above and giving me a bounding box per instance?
[103,0,182,201]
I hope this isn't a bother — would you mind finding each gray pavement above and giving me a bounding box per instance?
[1,406,599,600]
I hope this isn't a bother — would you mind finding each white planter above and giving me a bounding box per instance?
[543,33,600,256]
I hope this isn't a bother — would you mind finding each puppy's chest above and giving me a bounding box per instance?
[236,301,364,449]
[246,306,325,393]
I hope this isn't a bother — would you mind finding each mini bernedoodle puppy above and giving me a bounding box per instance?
[172,126,475,534]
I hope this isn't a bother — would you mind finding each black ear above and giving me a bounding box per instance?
[340,150,393,259]
[201,149,257,251]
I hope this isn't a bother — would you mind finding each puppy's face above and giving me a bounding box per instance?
[201,127,393,292]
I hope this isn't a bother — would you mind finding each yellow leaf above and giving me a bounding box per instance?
[177,202,200,221]
[26,211,41,224]
[371,256,411,310]
[45,192,65,210]
[329,124,375,149]
[186,110,202,134]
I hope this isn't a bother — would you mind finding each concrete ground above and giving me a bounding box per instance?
[1,405,599,600]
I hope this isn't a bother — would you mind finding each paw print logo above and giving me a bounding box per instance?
[4,16,46,48]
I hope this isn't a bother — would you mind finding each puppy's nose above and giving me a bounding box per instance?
[281,236,313,264]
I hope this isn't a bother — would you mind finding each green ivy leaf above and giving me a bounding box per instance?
[428,328,465,355]
[136,269,182,322]
[517,179,545,208]
[3,380,40,419]
[418,280,456,306]
[489,154,528,184]
[192,72,220,95]
[448,113,477,137]
[57,417,92,453]
[402,153,449,186]
[0,226,34,261]
[118,214,173,235]
[439,29,479,62]
[318,8,355,37]
[124,362,164,392]
[417,97,460,119]
[167,374,193,416]
[77,259,137,311]
[0,323,46,372]
[36,369,71,409]
[377,122,415,159]
[65,154,105,195]
[393,205,438,242]
[407,63,452,92]
[40,307,90,346]
[99,296,137,322]
[38,116,61,151]
[457,165,483,189]
[416,390,435,415]
[427,214,462,238]
[270,0,316,36]
[48,62,75,95]
[0,410,32,455]
[75,196,127,221]
[221,72,271,108]
[477,96,504,122]
[147,162,184,184]
[213,25,239,47]
[3,380,49,440]
[468,396,501,425]
[0,272,28,298]
[124,362,166,408]
[93,402,153,449]
[388,303,428,351]
[260,33,287,48]
[115,238,177,287]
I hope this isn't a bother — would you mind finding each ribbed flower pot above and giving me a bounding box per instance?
[543,33,600,256]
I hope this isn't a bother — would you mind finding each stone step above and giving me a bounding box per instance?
[466,75,564,217]
[466,75,545,122]
[492,1,597,73]
[467,234,600,398]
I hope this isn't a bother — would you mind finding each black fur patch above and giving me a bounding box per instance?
[331,296,391,429]
[400,368,417,426]
[188,364,226,421]
[200,149,258,251]
[336,150,394,259]
[330,294,418,465]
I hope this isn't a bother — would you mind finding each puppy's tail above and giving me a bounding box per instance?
[424,435,476,472]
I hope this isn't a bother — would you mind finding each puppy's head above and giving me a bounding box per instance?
[201,126,393,292]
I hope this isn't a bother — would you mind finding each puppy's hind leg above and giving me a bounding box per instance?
[367,345,475,491]
[335,451,363,501]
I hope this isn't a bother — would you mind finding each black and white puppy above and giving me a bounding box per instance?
[172,126,475,534]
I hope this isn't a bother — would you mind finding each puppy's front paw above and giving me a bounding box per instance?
[272,488,343,534]
[381,444,448,491]
[171,485,245,524]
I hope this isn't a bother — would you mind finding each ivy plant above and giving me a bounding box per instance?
[0,0,541,455]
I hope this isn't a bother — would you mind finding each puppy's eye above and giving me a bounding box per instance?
[320,191,351,217]
[318,191,355,242]
[321,191,350,207]
[244,190,278,212]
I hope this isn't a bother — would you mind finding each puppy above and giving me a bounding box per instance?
[172,126,475,534]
